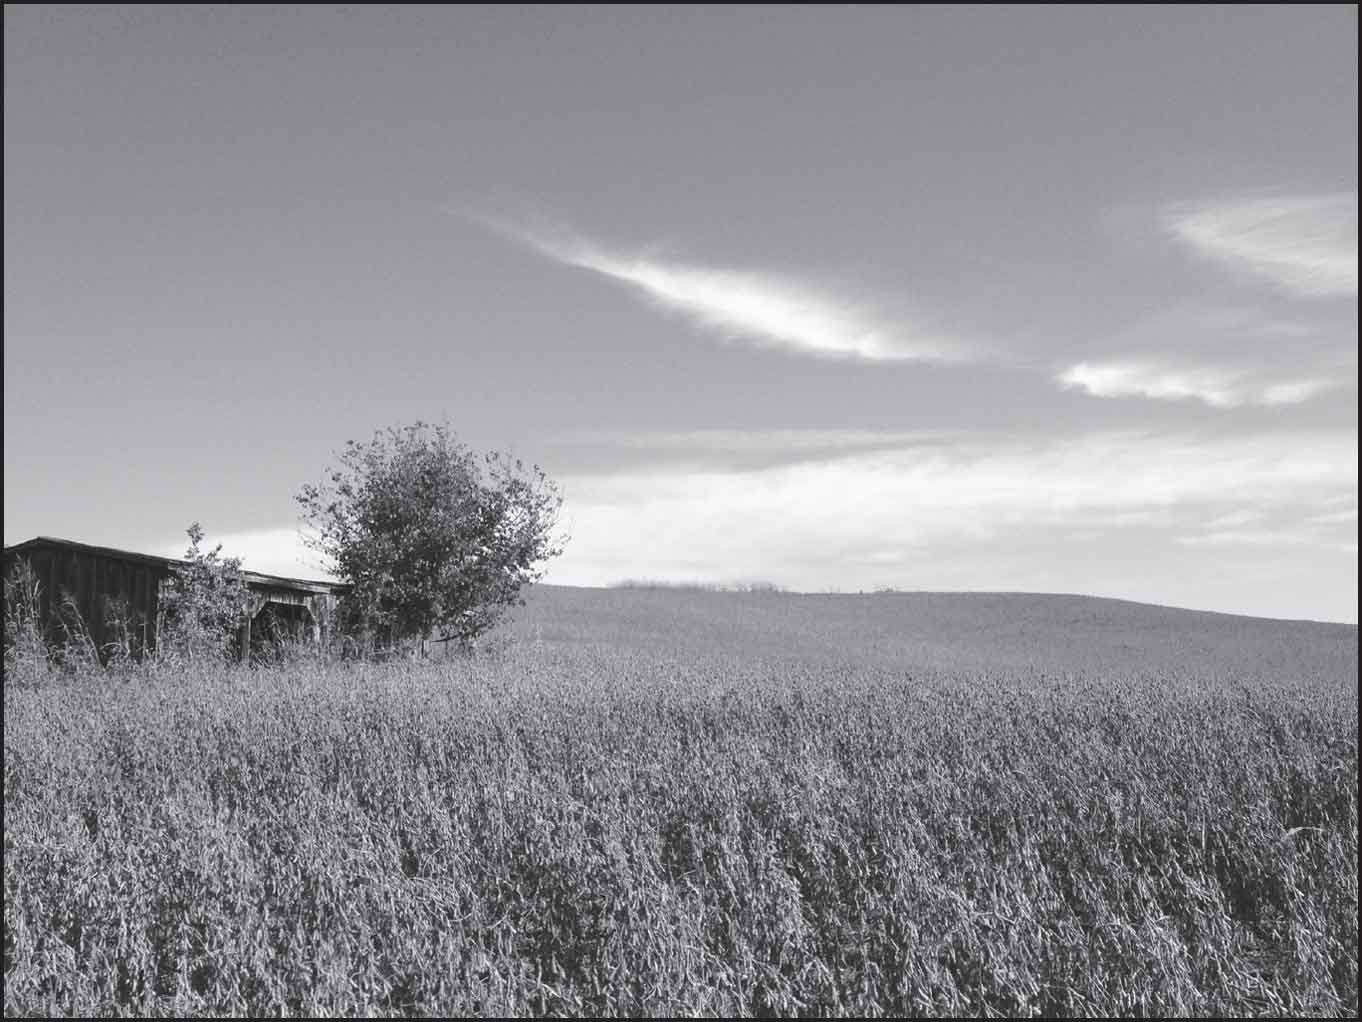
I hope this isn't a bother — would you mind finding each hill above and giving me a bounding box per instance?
[498,585,1358,681]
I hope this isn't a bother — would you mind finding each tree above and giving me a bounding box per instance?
[296,422,565,654]
[159,522,249,662]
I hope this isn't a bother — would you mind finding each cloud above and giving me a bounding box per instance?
[575,428,957,453]
[478,219,969,363]
[1056,361,1338,408]
[1163,192,1358,299]
[1055,302,1356,408]
[557,428,966,472]
[171,429,1357,621]
[1176,530,1349,550]
[152,527,333,581]
[1201,509,1265,530]
[473,207,1354,407]
[550,428,1358,593]
[1306,508,1358,525]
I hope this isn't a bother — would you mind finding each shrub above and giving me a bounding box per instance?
[157,523,249,663]
[297,421,565,656]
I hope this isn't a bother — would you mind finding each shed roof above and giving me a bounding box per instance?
[3,536,348,596]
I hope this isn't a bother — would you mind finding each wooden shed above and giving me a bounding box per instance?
[2,536,347,661]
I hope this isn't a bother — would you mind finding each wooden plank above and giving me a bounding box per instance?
[136,567,146,656]
[89,554,102,651]
[47,551,59,628]
[66,551,79,614]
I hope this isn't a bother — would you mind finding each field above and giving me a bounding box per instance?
[4,587,1358,1017]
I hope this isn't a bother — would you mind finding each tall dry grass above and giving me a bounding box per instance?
[3,644,1357,1016]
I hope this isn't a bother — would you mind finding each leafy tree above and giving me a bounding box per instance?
[296,422,565,654]
[159,522,249,662]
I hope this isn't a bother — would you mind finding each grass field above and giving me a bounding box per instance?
[4,587,1358,1016]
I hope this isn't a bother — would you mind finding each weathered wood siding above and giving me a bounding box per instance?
[3,537,346,662]
[3,541,170,657]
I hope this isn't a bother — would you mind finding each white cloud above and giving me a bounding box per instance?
[1056,360,1338,408]
[574,428,958,453]
[1056,301,1356,408]
[549,428,1358,589]
[561,428,965,470]
[1164,192,1358,299]
[152,527,333,581]
[1201,509,1265,530]
[484,220,968,363]
[1306,508,1358,525]
[1176,530,1345,550]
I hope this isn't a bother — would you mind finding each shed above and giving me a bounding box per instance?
[2,536,347,661]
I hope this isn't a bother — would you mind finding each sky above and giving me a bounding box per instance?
[4,5,1358,622]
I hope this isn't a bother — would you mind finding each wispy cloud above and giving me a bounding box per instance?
[1176,530,1319,548]
[1055,302,1356,408]
[1180,499,1358,551]
[551,428,1357,594]
[477,218,970,363]
[558,428,964,472]
[1176,530,1353,551]
[574,428,958,453]
[1306,508,1358,525]
[1163,192,1358,299]
[1057,361,1338,408]
[1201,509,1266,530]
